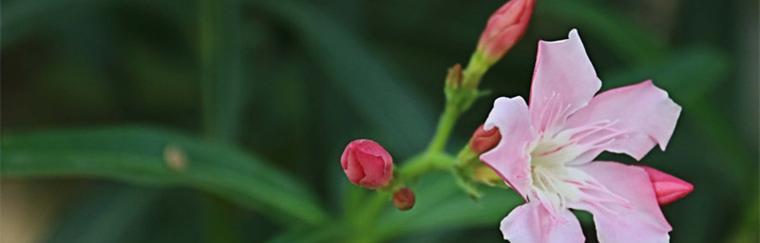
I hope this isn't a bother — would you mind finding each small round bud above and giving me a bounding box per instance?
[392,187,415,211]
[640,166,694,205]
[470,125,501,154]
[340,139,394,189]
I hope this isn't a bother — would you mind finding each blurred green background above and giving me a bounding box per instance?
[1,0,757,242]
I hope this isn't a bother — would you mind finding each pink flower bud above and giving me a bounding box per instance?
[477,0,535,62]
[470,125,501,154]
[392,187,415,211]
[340,139,394,189]
[641,166,694,206]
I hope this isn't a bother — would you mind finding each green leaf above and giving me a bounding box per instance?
[265,225,343,243]
[604,47,730,103]
[375,172,522,240]
[688,99,754,187]
[1,0,193,49]
[45,186,161,243]
[728,196,759,243]
[250,0,436,156]
[604,48,754,187]
[1,0,89,47]
[199,0,245,142]
[0,126,328,225]
[540,0,667,65]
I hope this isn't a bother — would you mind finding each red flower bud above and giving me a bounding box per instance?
[340,139,394,189]
[477,0,535,62]
[641,166,694,206]
[392,187,416,211]
[470,125,501,154]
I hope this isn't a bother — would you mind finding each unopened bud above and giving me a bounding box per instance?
[340,139,394,189]
[470,125,501,154]
[640,166,694,206]
[392,187,415,211]
[472,164,502,186]
[476,0,535,63]
[445,64,464,90]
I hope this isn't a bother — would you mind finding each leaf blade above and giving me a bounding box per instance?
[251,0,436,156]
[0,126,328,225]
[375,172,522,239]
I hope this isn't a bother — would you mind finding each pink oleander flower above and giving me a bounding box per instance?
[341,139,394,189]
[480,29,690,242]
[477,0,535,63]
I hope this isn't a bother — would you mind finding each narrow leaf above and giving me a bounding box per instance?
[45,186,160,243]
[250,0,436,155]
[198,0,245,142]
[540,0,667,65]
[0,126,328,225]
[376,172,521,239]
[604,47,730,103]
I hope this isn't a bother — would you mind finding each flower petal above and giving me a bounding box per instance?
[571,161,672,243]
[529,29,602,133]
[500,201,585,243]
[566,80,682,160]
[480,97,537,198]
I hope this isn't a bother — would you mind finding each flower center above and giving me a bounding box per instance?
[526,120,629,211]
[527,133,586,209]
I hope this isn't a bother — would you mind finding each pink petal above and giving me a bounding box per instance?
[571,161,672,243]
[566,80,682,160]
[480,97,537,198]
[500,201,585,243]
[356,151,388,186]
[342,148,365,182]
[529,29,602,133]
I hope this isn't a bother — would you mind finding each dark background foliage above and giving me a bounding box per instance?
[1,0,757,242]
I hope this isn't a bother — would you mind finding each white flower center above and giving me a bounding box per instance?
[527,119,629,211]
[528,133,585,209]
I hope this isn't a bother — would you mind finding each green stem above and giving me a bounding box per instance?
[427,51,490,155]
[353,191,390,225]
[399,153,456,182]
[425,104,461,153]
[455,144,477,167]
[348,49,493,243]
[348,153,455,243]
[462,50,491,89]
[349,191,390,243]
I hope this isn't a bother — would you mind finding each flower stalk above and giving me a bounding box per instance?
[341,1,538,241]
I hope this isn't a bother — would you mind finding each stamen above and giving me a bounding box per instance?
[567,120,619,142]
[528,118,632,215]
